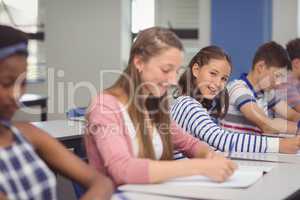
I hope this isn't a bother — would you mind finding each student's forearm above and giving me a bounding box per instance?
[0,193,7,200]
[286,108,300,122]
[262,118,297,134]
[279,137,300,154]
[148,159,206,183]
[80,174,114,200]
[293,105,300,114]
[272,101,300,122]
[149,158,238,183]
[192,145,213,158]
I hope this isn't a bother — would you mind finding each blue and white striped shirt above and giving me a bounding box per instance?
[170,96,279,153]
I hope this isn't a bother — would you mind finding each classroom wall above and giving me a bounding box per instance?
[272,0,298,45]
[15,0,131,121]
[155,0,211,64]
[154,0,299,80]
[198,0,211,48]
[211,0,272,79]
[211,0,299,79]
[15,0,300,121]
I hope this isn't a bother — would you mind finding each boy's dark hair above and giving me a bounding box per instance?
[252,41,290,70]
[286,38,300,62]
[0,25,28,58]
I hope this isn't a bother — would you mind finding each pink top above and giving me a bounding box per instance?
[84,93,208,186]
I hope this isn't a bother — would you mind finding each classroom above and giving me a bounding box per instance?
[1,0,300,199]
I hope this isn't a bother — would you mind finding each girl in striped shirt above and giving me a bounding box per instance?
[171,46,300,153]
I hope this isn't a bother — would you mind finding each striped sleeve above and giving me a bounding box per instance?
[170,96,279,153]
[227,81,256,110]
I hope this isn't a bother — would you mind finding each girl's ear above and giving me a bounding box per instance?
[133,55,144,73]
[191,63,200,78]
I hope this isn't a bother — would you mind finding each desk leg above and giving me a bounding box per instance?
[61,138,86,159]
[41,100,47,121]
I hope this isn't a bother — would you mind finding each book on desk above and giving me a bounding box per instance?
[119,165,272,196]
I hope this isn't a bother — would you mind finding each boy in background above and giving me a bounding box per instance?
[221,41,300,135]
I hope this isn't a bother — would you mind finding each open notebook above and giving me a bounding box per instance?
[159,165,270,188]
[262,133,295,138]
[119,165,272,191]
[223,151,281,162]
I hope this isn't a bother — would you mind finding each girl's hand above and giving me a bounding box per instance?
[205,151,226,159]
[197,157,238,182]
[279,136,300,154]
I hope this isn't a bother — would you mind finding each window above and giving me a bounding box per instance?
[298,0,300,36]
[131,0,199,40]
[131,0,155,34]
[0,0,46,82]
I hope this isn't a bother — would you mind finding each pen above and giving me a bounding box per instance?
[115,189,130,200]
[228,141,235,158]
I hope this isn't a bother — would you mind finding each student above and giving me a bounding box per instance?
[275,38,300,113]
[220,41,300,135]
[0,25,113,200]
[85,27,237,186]
[171,45,300,153]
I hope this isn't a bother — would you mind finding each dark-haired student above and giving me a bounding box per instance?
[275,38,300,113]
[171,45,300,153]
[221,41,300,136]
[0,25,113,200]
[85,27,237,187]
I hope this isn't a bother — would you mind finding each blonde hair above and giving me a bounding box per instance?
[109,27,183,160]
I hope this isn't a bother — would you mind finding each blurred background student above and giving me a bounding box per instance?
[221,42,300,138]
[275,38,300,113]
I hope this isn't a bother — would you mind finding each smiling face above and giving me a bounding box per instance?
[192,58,231,100]
[0,55,27,120]
[134,47,183,97]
